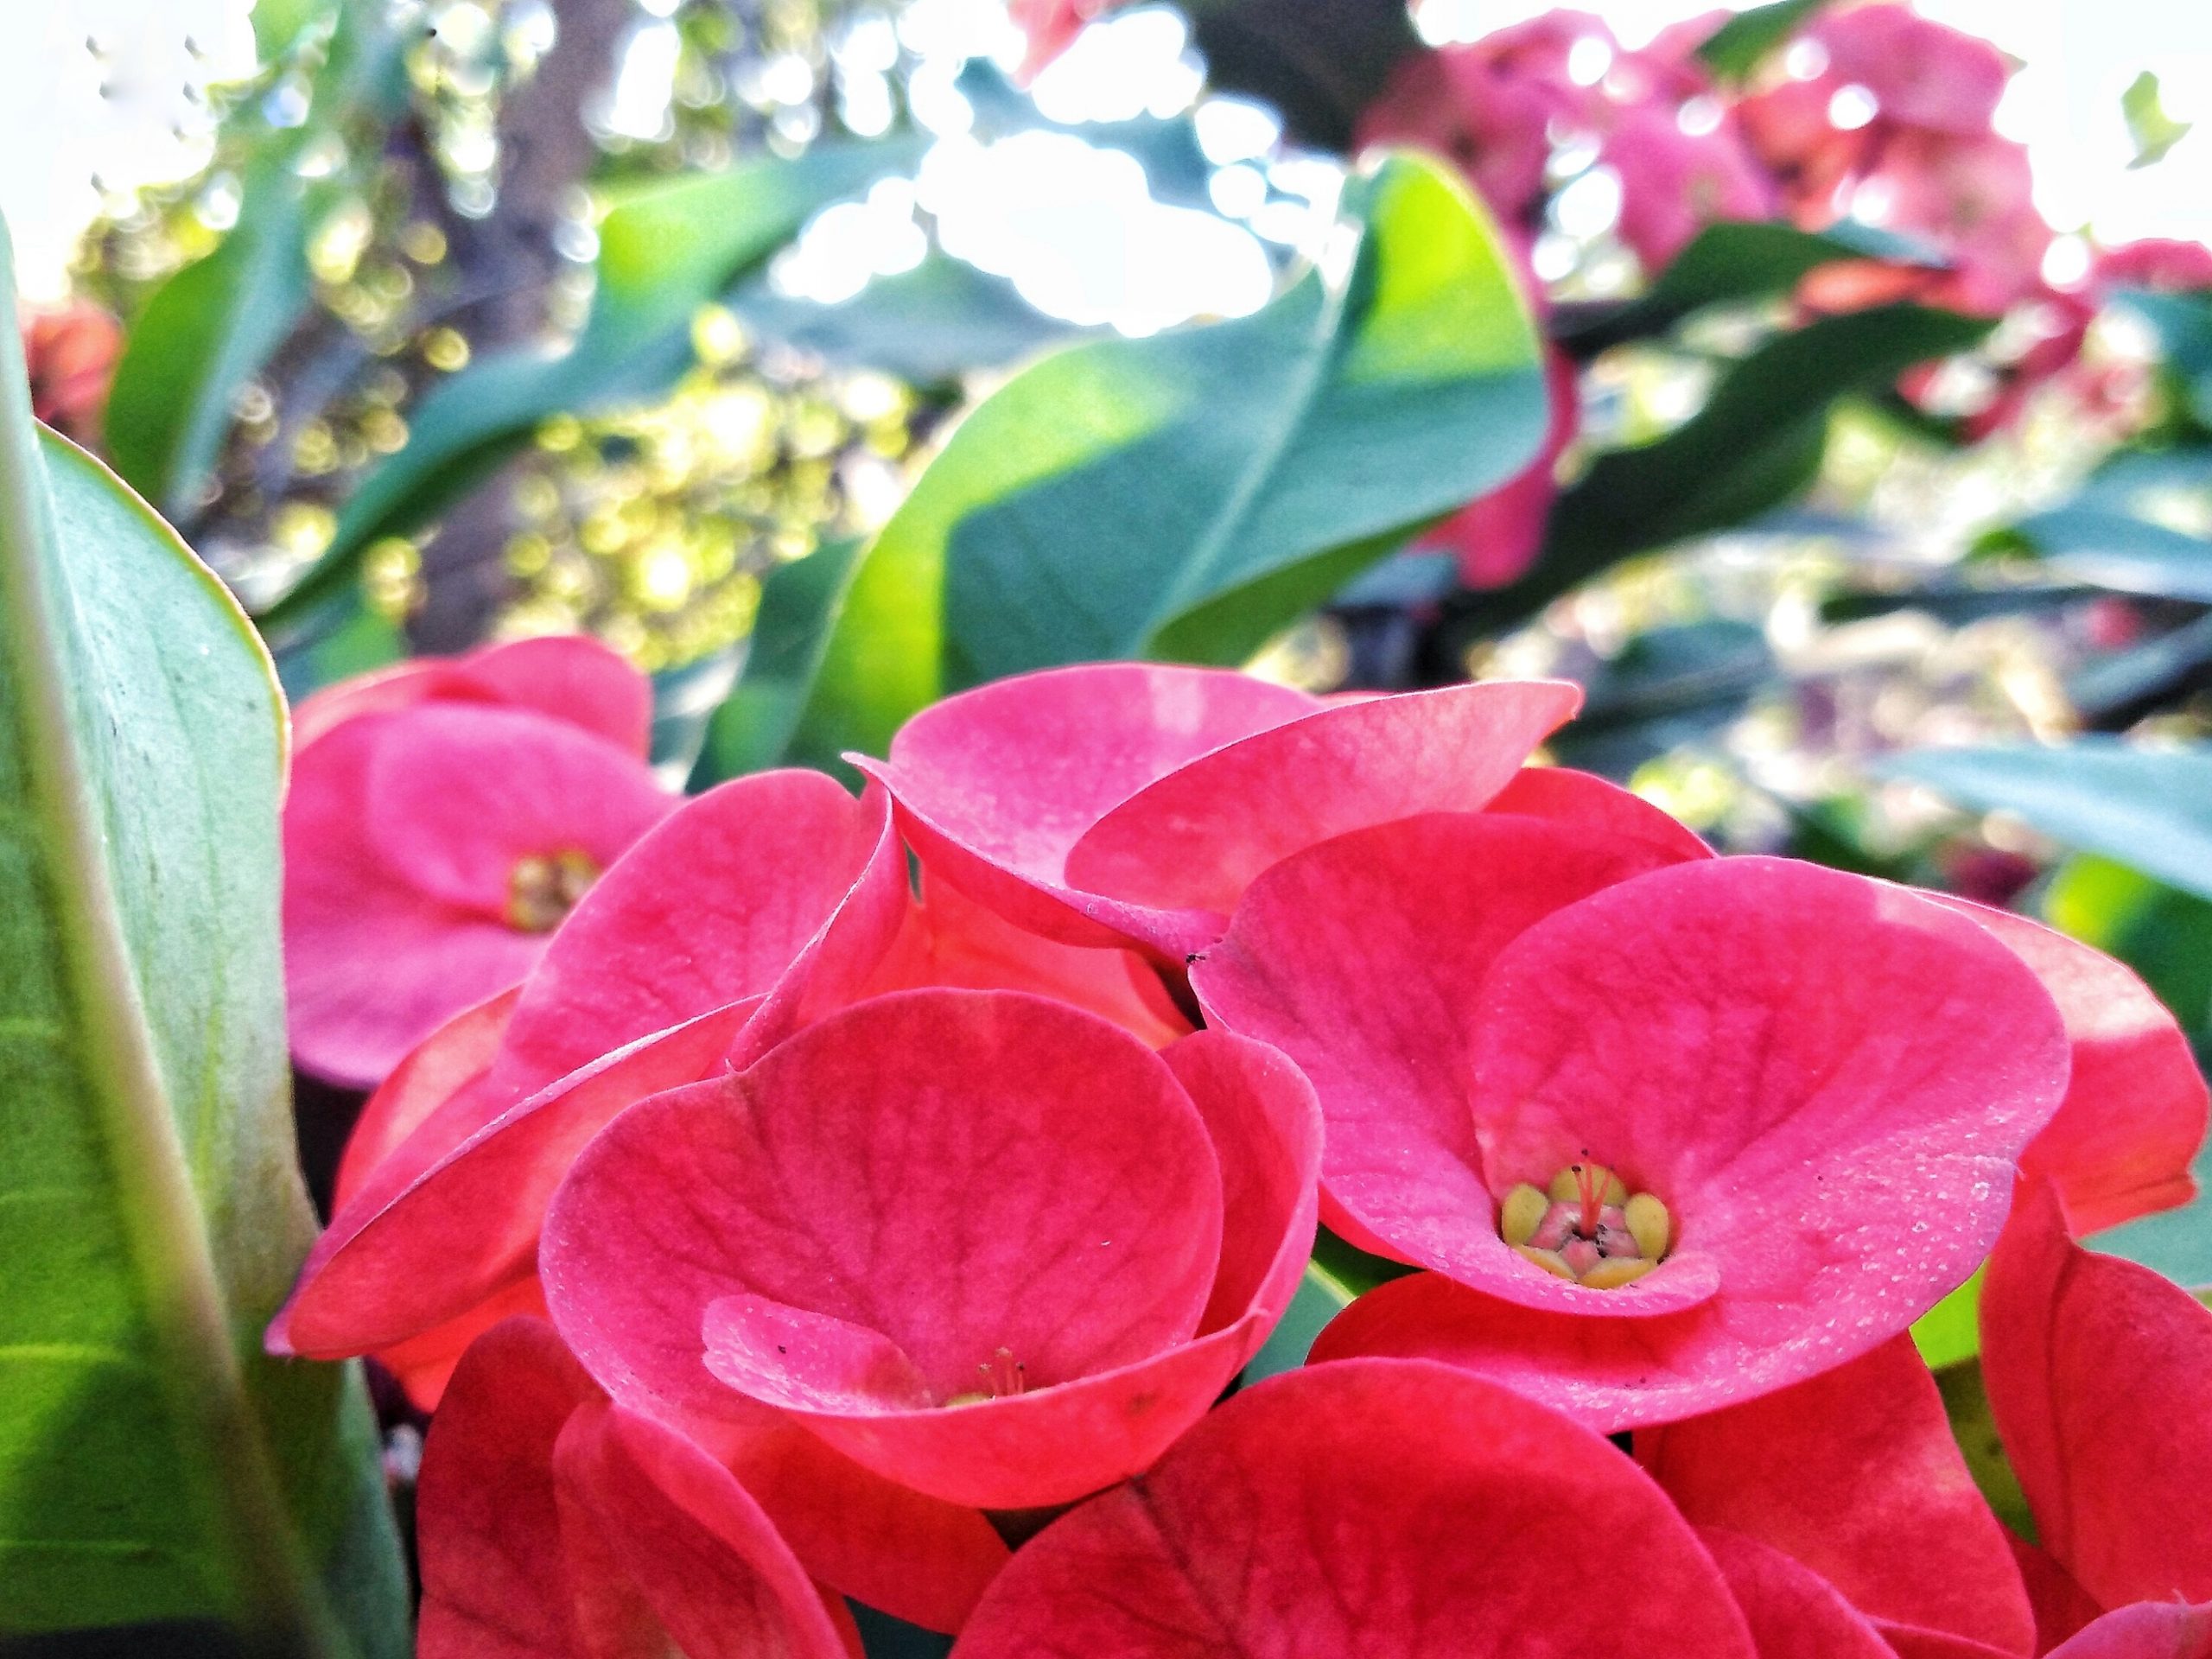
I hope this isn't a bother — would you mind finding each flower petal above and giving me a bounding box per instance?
[1062,679,1582,950]
[2044,1604,2212,1659]
[1192,812,1692,1299]
[416,1317,597,1659]
[1698,1528,1897,1659]
[858,664,1317,951]
[545,990,1225,1507]
[364,704,671,916]
[1929,896,2208,1234]
[1981,1179,2212,1609]
[951,1357,1758,1658]
[491,772,906,1096]
[1638,1335,2035,1654]
[1462,860,2069,1325]
[332,985,519,1213]
[551,1402,854,1659]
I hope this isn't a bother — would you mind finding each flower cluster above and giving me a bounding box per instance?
[270,644,2209,1652]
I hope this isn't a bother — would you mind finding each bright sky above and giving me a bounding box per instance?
[4,0,2211,313]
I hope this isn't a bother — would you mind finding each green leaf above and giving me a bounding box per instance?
[1239,1230,1412,1387]
[1934,1359,2036,1540]
[792,151,1548,764]
[1556,219,1937,357]
[0,227,405,1652]
[264,138,918,631]
[1910,1265,1986,1369]
[1551,619,1775,779]
[1878,740,2212,906]
[1695,0,1830,81]
[1465,303,1993,634]
[2009,504,2212,602]
[2123,71,2193,170]
[690,537,864,788]
[104,8,404,522]
[733,256,1077,386]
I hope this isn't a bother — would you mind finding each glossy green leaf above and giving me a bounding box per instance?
[1551,619,1774,779]
[733,256,1076,385]
[1557,219,1936,357]
[1182,0,1421,151]
[690,537,864,788]
[0,229,405,1653]
[1933,1360,2036,1541]
[1695,0,1831,81]
[104,8,404,522]
[1463,303,1994,634]
[264,138,918,631]
[1878,740,2212,906]
[792,151,1548,764]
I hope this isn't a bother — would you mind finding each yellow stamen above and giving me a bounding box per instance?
[1500,1184,1550,1247]
[1580,1257,1656,1290]
[1624,1192,1672,1262]
[1513,1244,1580,1281]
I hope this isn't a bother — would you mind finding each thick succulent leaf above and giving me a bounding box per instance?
[795,150,1548,764]
[1879,741,2212,906]
[0,231,405,1649]
[2009,505,2212,603]
[264,139,918,629]
[732,257,1077,386]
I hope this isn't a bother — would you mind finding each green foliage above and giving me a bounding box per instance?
[1240,1230,1414,1386]
[0,229,405,1654]
[263,137,922,633]
[1878,740,2212,906]
[1465,303,1994,635]
[791,151,1550,765]
[690,537,866,785]
[1557,219,1936,358]
[1551,620,1776,779]
[104,6,406,522]
[1695,0,1832,82]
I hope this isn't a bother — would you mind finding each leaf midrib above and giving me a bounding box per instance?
[0,244,332,1651]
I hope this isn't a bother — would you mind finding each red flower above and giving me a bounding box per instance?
[1242,855,2072,1427]
[857,666,1581,960]
[282,636,674,1086]
[952,1357,1762,1656]
[538,989,1320,1511]
[2095,238,2212,294]
[270,768,909,1402]
[19,299,122,447]
[1604,100,1777,269]
[1982,1179,2212,1613]
[1620,1177,2212,1656]
[415,1317,860,1659]
[1008,0,1122,79]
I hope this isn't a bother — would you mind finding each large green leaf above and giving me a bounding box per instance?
[0,230,405,1652]
[263,138,918,632]
[690,537,865,788]
[791,151,1548,764]
[104,6,404,522]
[1183,0,1421,152]
[1878,740,2212,906]
[1460,302,1993,635]
[2009,504,2212,602]
[1556,219,1936,358]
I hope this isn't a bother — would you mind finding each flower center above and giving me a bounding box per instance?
[505,849,600,933]
[943,1346,1027,1408]
[1497,1158,1672,1289]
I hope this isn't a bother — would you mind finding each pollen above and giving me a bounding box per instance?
[506,848,600,933]
[1497,1156,1672,1289]
[944,1346,1027,1409]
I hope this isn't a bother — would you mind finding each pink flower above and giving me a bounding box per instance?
[282,636,674,1087]
[414,1317,859,1659]
[1212,853,2074,1427]
[2094,238,2212,293]
[538,990,1320,1511]
[856,666,1583,961]
[952,1357,1763,1656]
[1604,101,1777,268]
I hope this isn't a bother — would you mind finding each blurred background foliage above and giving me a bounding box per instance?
[16,0,2212,1267]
